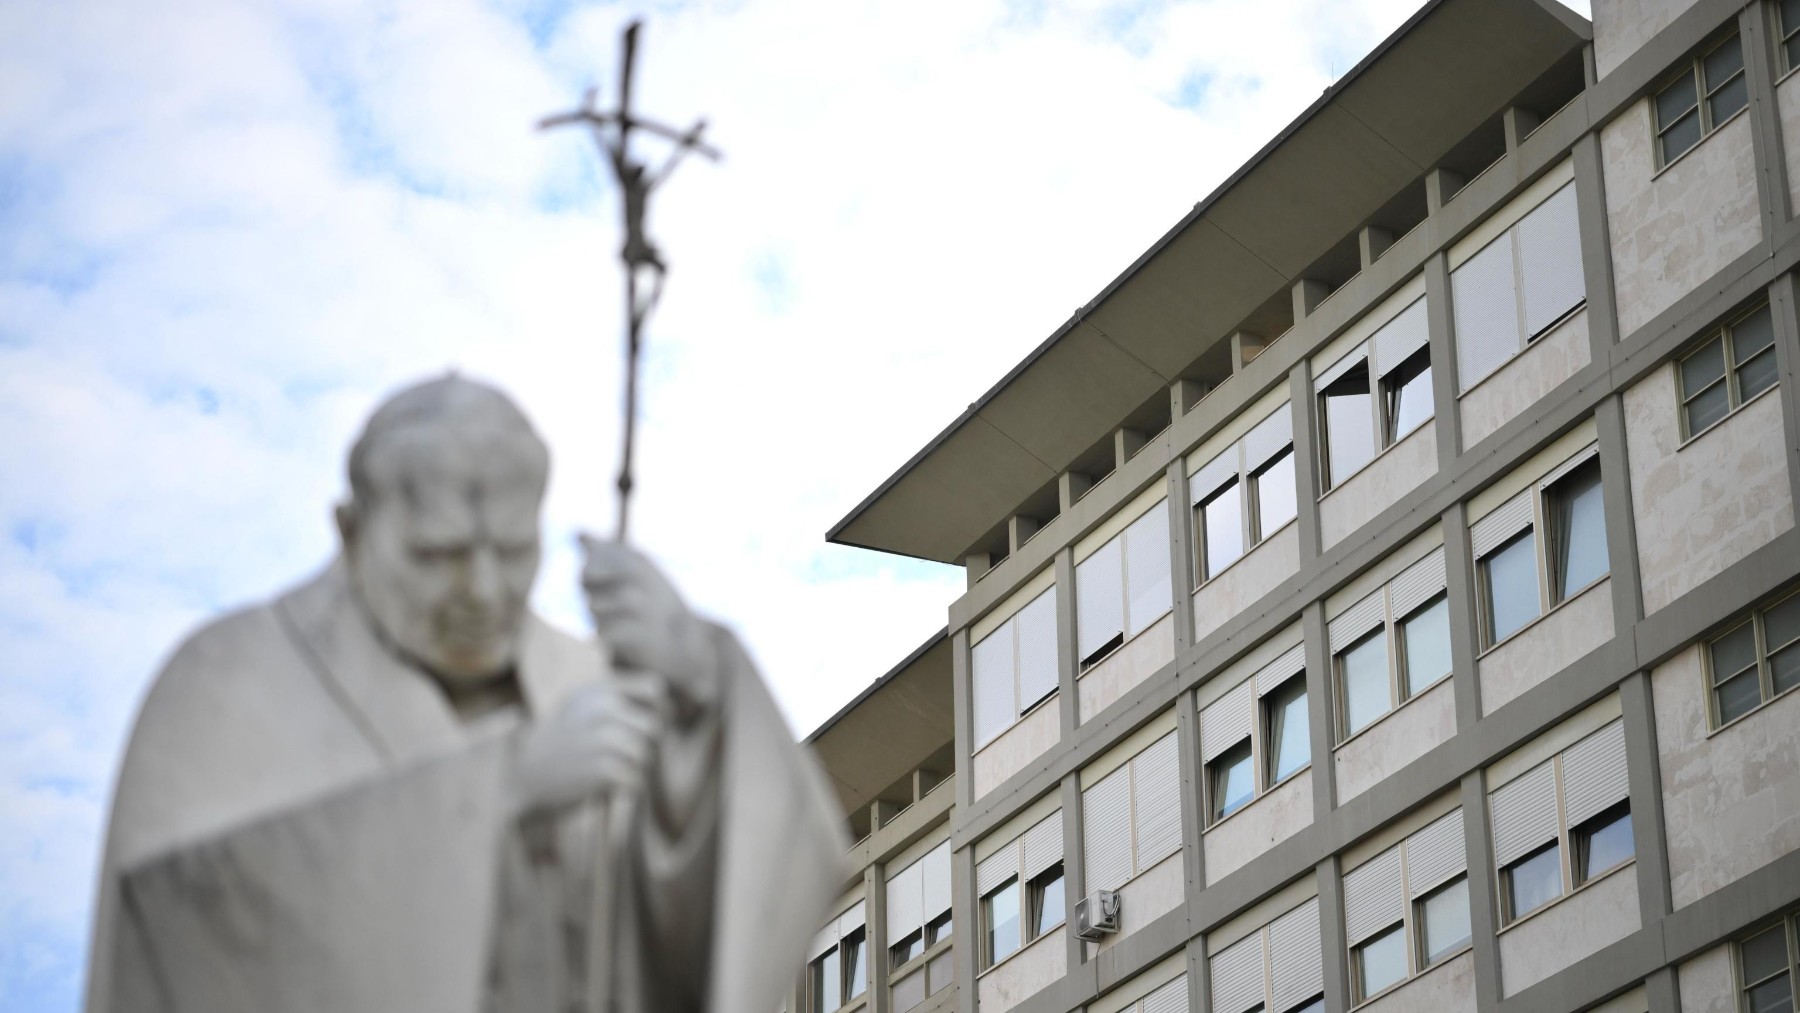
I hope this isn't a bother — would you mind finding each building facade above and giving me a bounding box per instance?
[794,1,1800,1012]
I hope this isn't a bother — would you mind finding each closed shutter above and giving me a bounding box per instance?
[1343,848,1404,945]
[887,860,923,944]
[1126,503,1174,637]
[1517,183,1584,339]
[1132,733,1183,869]
[839,900,866,936]
[1391,547,1448,619]
[1268,897,1323,1013]
[922,841,952,922]
[1470,491,1534,558]
[1373,298,1430,378]
[1314,348,1367,391]
[1016,587,1060,709]
[1022,812,1064,881]
[1142,975,1191,1013]
[1329,592,1386,652]
[1258,643,1308,693]
[811,924,839,960]
[1078,537,1126,663]
[1539,443,1599,490]
[1083,768,1135,891]
[1405,808,1468,896]
[976,849,1016,897]
[1562,720,1629,826]
[1191,450,1239,507]
[1209,935,1266,1013]
[972,628,1016,748]
[1490,762,1560,867]
[1452,234,1522,392]
[1244,406,1294,471]
[1201,681,1254,763]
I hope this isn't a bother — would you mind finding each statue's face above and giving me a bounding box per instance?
[345,429,545,685]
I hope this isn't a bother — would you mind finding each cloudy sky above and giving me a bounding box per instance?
[0,0,1589,1007]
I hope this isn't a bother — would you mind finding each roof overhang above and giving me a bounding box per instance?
[828,0,1590,563]
[805,629,953,818]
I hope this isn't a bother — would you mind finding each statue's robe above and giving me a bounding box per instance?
[84,560,847,1013]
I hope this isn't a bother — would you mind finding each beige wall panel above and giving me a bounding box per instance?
[1591,0,1703,78]
[1321,424,1439,550]
[1078,613,1177,721]
[1652,644,1800,908]
[1676,943,1736,1013]
[1479,580,1614,715]
[1192,525,1301,645]
[1459,310,1591,450]
[1498,867,1641,996]
[1203,768,1312,883]
[1604,105,1760,338]
[1094,853,1185,955]
[1334,676,1457,803]
[1360,950,1476,1013]
[1626,369,1794,614]
[977,929,1066,1013]
[973,699,1061,800]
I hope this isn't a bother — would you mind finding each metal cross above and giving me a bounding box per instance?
[541,19,720,542]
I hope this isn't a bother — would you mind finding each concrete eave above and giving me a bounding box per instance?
[805,628,954,817]
[827,0,1591,564]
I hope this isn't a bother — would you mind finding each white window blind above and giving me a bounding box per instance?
[1139,975,1191,1013]
[1405,809,1468,896]
[1022,812,1065,881]
[812,900,867,959]
[1084,732,1181,891]
[1268,897,1323,1013]
[1244,405,1295,471]
[1452,182,1585,392]
[1452,236,1521,392]
[1329,592,1386,652]
[1209,934,1264,1013]
[1080,502,1173,663]
[1132,733,1183,867]
[1343,848,1404,945]
[1391,547,1448,619]
[1078,538,1128,663]
[1083,768,1135,892]
[1561,720,1628,826]
[1517,184,1584,339]
[1373,298,1431,378]
[888,841,952,945]
[1200,681,1254,763]
[976,850,1014,897]
[1470,492,1534,557]
[973,586,1060,748]
[1490,762,1560,867]
[1016,588,1060,710]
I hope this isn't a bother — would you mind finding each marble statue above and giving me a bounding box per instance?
[84,376,847,1012]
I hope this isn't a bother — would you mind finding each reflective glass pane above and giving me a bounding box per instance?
[1267,677,1310,783]
[1420,877,1472,964]
[1203,483,1244,579]
[1212,742,1255,821]
[1748,976,1794,1013]
[1717,669,1763,724]
[813,947,841,1011]
[1032,868,1064,938]
[1322,362,1377,488]
[1355,925,1408,1000]
[1255,449,1298,540]
[1711,624,1759,683]
[927,912,952,945]
[1550,461,1608,601]
[1784,0,1800,37]
[1733,305,1775,362]
[1709,75,1749,124]
[1577,807,1634,882]
[1506,843,1562,920]
[891,931,923,967]
[1484,532,1540,644]
[1660,111,1702,163]
[1685,382,1731,434]
[845,931,867,999]
[1341,632,1391,735]
[1766,595,1800,651]
[1743,926,1790,983]
[1680,339,1726,394]
[1788,33,1800,73]
[1705,38,1745,88]
[1386,352,1434,442]
[1401,597,1453,696]
[1772,644,1800,696]
[1738,350,1779,403]
[1655,71,1699,125]
[984,880,1020,966]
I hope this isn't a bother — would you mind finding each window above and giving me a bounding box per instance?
[1782,0,1800,73]
[971,585,1058,747]
[1503,841,1563,921]
[1265,676,1309,785]
[1284,1000,1324,1013]
[1679,302,1777,437]
[1708,590,1800,725]
[1210,897,1323,1013]
[1399,597,1452,697]
[1189,405,1295,583]
[1315,297,1433,492]
[1384,347,1434,443]
[1572,801,1633,885]
[1327,547,1451,742]
[1028,863,1065,938]
[1199,479,1245,581]
[982,878,1020,966]
[811,905,868,1011]
[1353,924,1407,1001]
[1253,448,1298,538]
[1544,458,1608,604]
[1480,530,1539,645]
[1451,182,1584,392]
[1654,34,1748,166]
[1320,360,1376,489]
[927,911,952,945]
[842,928,867,1001]
[888,840,952,1004]
[810,945,844,1012]
[1075,502,1173,669]
[890,931,922,968]
[1338,630,1390,737]
[1739,920,1795,1013]
[1210,739,1255,823]
[1417,877,1471,966]
[1084,732,1182,893]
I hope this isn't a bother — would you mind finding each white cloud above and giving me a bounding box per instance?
[0,0,1586,1007]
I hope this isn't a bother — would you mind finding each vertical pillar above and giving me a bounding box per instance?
[1645,966,1681,1013]
[1595,397,1645,635]
[1061,775,1087,970]
[1059,471,1094,513]
[1425,251,1464,468]
[1358,226,1394,269]
[1289,364,1325,566]
[866,863,891,1013]
[1166,460,1196,655]
[1056,549,1080,736]
[1460,772,1503,1013]
[1741,1,1792,252]
[1232,331,1269,372]
[1315,856,1352,1013]
[1116,427,1147,469]
[1175,689,1208,908]
[952,844,979,1013]
[952,628,975,808]
[1425,169,1466,214]
[963,553,992,592]
[1620,673,1675,920]
[1008,515,1040,554]
[1502,106,1540,152]
[1172,378,1210,417]
[1185,935,1211,1013]
[1572,132,1622,358]
[1303,601,1339,819]
[1293,279,1332,320]
[1442,501,1485,732]
[1767,274,1800,517]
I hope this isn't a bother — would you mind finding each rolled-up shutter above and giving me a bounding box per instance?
[887,861,923,944]
[1126,503,1174,637]
[1391,547,1448,619]
[1315,348,1367,392]
[922,842,952,923]
[1562,720,1629,826]
[1132,733,1183,868]
[1329,592,1386,652]
[839,900,866,936]
[1078,537,1126,663]
[1373,298,1430,378]
[1191,450,1239,506]
[1490,762,1559,867]
[1201,681,1254,763]
[1269,897,1323,1013]
[1209,935,1265,1013]
[810,923,839,960]
[1083,768,1134,892]
[1517,183,1584,339]
[1539,443,1599,490]
[972,628,1016,748]
[1016,587,1060,708]
[1257,643,1308,694]
[1343,848,1404,945]
[1405,808,1467,896]
[976,849,1016,898]
[1022,812,1064,881]
[1245,406,1294,471]
[1452,234,1522,392]
[1142,974,1191,1013]
[1470,491,1534,558]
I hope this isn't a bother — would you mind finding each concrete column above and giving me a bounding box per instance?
[1056,548,1079,737]
[1767,274,1800,518]
[1424,251,1463,468]
[1425,168,1466,214]
[1185,935,1211,1013]
[1315,856,1352,1013]
[1502,106,1540,152]
[1459,772,1503,1013]
[1058,471,1093,513]
[1303,600,1339,818]
[963,553,991,592]
[1645,966,1681,1013]
[1441,501,1485,732]
[872,799,902,832]
[1358,225,1394,269]
[1115,427,1147,469]
[1008,515,1040,554]
[1175,688,1208,905]
[1594,397,1645,633]
[866,863,891,1013]
[1289,363,1325,566]
[1293,279,1332,320]
[1172,378,1209,417]
[1232,330,1269,372]
[952,628,975,809]
[1620,672,1674,920]
[1060,774,1087,970]
[1572,132,1623,356]
[1740,1,1791,250]
[1166,460,1196,654]
[952,845,979,1013]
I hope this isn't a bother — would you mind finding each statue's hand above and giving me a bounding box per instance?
[508,676,668,818]
[578,534,721,722]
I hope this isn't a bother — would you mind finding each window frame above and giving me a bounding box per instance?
[1206,668,1314,829]
[1705,588,1800,729]
[1351,922,1410,1003]
[1333,595,1454,747]
[1336,627,1392,741]
[1251,445,1299,541]
[1652,32,1750,169]
[980,876,1022,970]
[1473,447,1613,653]
[892,911,955,1010]
[1263,673,1311,787]
[1025,862,1066,943]
[1396,594,1454,700]
[1542,457,1609,607]
[1415,875,1473,970]
[1316,346,1437,495]
[1677,301,1779,441]
[1500,840,1564,924]
[810,943,844,1013]
[1736,916,1798,1013]
[1196,477,1246,585]
[1206,737,1257,826]
[1571,799,1635,887]
[1781,0,1800,76]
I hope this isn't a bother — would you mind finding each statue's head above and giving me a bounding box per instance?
[336,374,551,686]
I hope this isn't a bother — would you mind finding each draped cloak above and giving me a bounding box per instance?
[83,560,847,1013]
